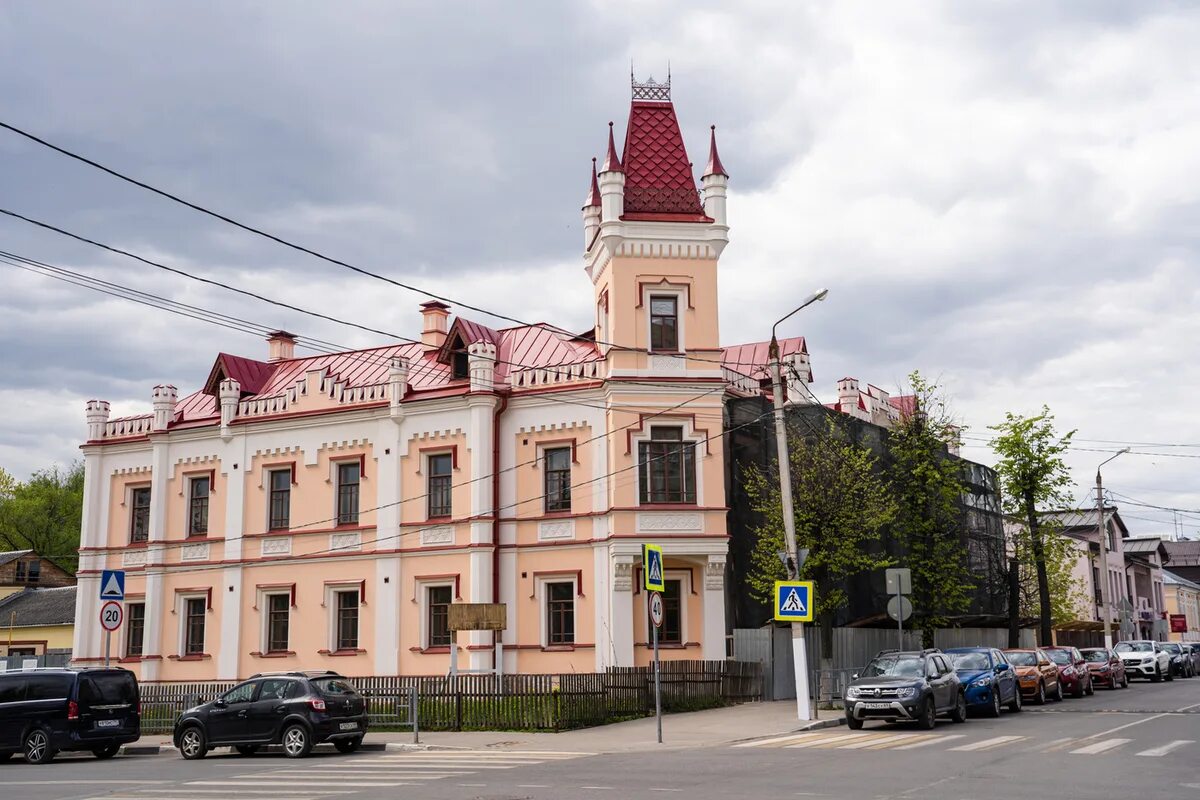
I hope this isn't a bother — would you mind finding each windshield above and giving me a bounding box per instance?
[312,677,360,696]
[1081,650,1109,663]
[862,655,924,678]
[949,652,990,671]
[1045,650,1072,665]
[78,672,138,706]
[1115,642,1152,653]
[1161,643,1181,654]
[1006,651,1037,666]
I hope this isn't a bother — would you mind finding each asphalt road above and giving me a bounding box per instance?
[7,675,1199,800]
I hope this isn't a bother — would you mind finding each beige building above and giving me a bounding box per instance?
[1164,570,1200,643]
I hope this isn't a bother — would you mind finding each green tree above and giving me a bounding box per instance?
[0,462,84,573]
[889,372,974,647]
[742,416,896,653]
[989,408,1079,645]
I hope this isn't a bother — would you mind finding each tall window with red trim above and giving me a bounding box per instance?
[546,582,575,646]
[267,593,290,653]
[649,296,678,352]
[543,447,572,513]
[188,476,210,537]
[269,468,291,531]
[125,602,145,657]
[335,590,359,650]
[427,585,452,647]
[639,427,695,504]
[336,461,360,526]
[427,454,453,518]
[184,597,206,655]
[129,487,151,543]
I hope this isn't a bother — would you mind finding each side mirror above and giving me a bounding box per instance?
[214,698,227,709]
[994,664,1007,673]
[851,673,859,681]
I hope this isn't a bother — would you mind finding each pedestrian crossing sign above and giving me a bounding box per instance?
[774,580,814,622]
[643,544,665,593]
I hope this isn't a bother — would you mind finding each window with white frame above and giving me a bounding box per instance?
[545,582,575,646]
[646,573,687,645]
[335,461,360,525]
[427,453,453,518]
[427,585,453,648]
[543,447,572,513]
[268,468,292,531]
[333,589,359,650]
[125,602,145,657]
[188,475,210,537]
[180,596,207,655]
[638,426,696,504]
[129,486,151,543]
[649,295,678,352]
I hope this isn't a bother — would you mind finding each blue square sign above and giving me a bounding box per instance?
[773,580,814,622]
[99,570,125,601]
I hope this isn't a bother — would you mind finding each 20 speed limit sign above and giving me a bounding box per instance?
[649,591,665,629]
[100,600,123,632]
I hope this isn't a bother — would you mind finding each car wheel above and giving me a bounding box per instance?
[281,724,312,759]
[235,745,260,756]
[950,692,968,724]
[1072,679,1084,698]
[1008,687,1023,713]
[334,738,362,754]
[1054,680,1064,702]
[1035,682,1046,705]
[178,726,207,760]
[988,688,1002,718]
[1121,673,1128,689]
[92,744,121,759]
[1151,665,1162,683]
[23,728,54,765]
[1085,677,1094,696]
[917,697,937,730]
[1165,666,1175,682]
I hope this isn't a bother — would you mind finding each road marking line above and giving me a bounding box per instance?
[457,784,488,788]
[518,785,551,788]
[186,781,414,788]
[862,733,925,750]
[1136,740,1194,757]
[837,733,916,750]
[148,792,350,796]
[948,735,1026,752]
[648,789,683,793]
[1070,738,1131,755]
[734,732,826,748]
[580,787,613,790]
[813,733,894,749]
[785,733,865,749]
[894,734,964,750]
[263,772,460,779]
[1079,702,1200,741]
[0,782,170,786]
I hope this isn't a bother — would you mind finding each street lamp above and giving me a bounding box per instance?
[769,288,828,722]
[1096,447,1130,650]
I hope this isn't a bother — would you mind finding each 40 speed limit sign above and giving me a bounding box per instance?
[100,600,123,632]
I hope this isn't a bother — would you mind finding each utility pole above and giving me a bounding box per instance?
[768,288,827,723]
[1096,448,1130,650]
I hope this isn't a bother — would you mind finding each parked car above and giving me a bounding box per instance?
[1183,644,1200,675]
[1003,648,1063,704]
[1115,640,1172,682]
[1079,647,1128,690]
[1041,646,1094,697]
[1159,642,1194,678]
[943,647,1022,717]
[0,667,140,764]
[173,671,367,759]
[843,649,967,730]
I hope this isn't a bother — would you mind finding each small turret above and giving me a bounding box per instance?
[86,399,111,441]
[468,342,497,393]
[388,357,409,418]
[151,385,177,432]
[582,157,602,250]
[218,378,240,436]
[598,122,626,225]
[701,126,729,227]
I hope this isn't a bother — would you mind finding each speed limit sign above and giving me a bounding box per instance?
[649,591,664,629]
[100,600,123,632]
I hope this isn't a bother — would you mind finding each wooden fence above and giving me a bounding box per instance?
[137,659,761,735]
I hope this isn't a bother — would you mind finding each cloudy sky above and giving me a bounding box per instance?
[1,2,1197,537]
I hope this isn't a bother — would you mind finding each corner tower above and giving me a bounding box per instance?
[582,74,729,372]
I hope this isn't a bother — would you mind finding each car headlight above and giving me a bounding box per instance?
[1064,667,1075,676]
[895,687,916,699]
[846,687,861,699]
[1141,657,1154,664]
[971,677,992,688]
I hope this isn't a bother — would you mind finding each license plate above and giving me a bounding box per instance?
[338,722,358,731]
[859,702,892,709]
[96,719,120,728]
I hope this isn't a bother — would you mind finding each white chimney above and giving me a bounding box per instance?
[151,385,178,431]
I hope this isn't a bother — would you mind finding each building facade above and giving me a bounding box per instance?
[72,78,788,680]
[0,549,76,601]
[1163,570,1200,643]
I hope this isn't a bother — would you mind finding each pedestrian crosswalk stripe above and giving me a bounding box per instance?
[894,734,965,750]
[1135,740,1194,757]
[1040,737,1085,753]
[785,733,865,749]
[186,781,415,788]
[864,733,927,749]
[149,791,347,796]
[949,735,1026,752]
[734,732,826,748]
[837,733,920,749]
[1070,738,1130,755]
[263,771,462,779]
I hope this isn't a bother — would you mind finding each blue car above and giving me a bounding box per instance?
[944,647,1022,717]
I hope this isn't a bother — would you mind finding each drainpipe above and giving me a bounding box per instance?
[492,392,509,670]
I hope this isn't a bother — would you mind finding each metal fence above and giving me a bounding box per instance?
[0,652,72,672]
[136,660,762,735]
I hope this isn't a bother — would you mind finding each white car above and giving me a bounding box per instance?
[1114,640,1172,682]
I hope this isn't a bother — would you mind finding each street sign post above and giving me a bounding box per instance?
[648,590,664,744]
[99,570,126,601]
[643,544,665,593]
[885,568,912,650]
[773,581,815,622]
[99,600,123,668]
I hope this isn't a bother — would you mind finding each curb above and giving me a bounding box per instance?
[794,716,845,732]
[119,741,433,757]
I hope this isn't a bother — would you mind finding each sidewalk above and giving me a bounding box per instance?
[133,701,841,755]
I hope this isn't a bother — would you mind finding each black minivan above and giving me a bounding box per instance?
[0,668,141,764]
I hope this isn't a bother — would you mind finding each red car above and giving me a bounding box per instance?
[1080,647,1128,689]
[1042,646,1094,697]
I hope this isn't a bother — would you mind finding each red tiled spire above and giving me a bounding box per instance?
[600,122,623,173]
[703,125,728,178]
[620,99,707,219]
[583,157,601,208]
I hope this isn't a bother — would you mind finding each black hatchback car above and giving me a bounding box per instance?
[844,649,967,730]
[0,668,141,764]
[173,671,368,759]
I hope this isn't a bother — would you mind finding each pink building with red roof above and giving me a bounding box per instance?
[73,76,811,680]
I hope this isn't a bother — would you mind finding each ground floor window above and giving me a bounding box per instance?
[335,590,359,650]
[546,581,575,646]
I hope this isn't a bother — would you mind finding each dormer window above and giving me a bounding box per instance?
[453,349,469,380]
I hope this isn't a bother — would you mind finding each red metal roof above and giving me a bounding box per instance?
[703,125,728,178]
[721,337,807,381]
[202,353,276,396]
[620,101,709,220]
[888,395,918,418]
[583,158,601,208]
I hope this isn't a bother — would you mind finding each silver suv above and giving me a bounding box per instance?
[844,649,968,730]
[1114,640,1172,682]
